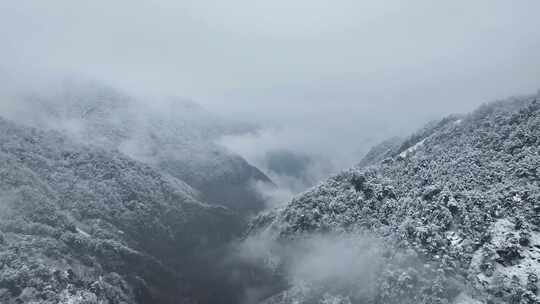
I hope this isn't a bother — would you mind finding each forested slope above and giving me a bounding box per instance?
[250,95,540,304]
[0,117,242,303]
[1,79,271,212]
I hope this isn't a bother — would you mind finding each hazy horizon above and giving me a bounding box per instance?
[1,2,539,303]
[2,0,540,190]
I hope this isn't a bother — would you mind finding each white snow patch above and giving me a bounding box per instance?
[491,220,539,283]
[399,138,426,158]
[453,292,482,304]
[454,119,463,125]
[446,231,463,247]
[471,219,540,288]
[76,227,90,237]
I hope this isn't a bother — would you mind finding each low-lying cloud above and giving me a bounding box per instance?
[231,229,384,303]
[219,127,367,205]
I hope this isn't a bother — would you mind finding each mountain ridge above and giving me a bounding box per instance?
[0,116,243,303]
[247,94,540,304]
[0,78,272,212]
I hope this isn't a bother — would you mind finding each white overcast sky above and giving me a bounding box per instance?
[1,0,540,165]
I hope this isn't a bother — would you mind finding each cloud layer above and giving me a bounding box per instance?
[1,0,539,193]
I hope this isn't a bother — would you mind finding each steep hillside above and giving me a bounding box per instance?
[1,79,271,212]
[248,95,540,304]
[0,117,243,303]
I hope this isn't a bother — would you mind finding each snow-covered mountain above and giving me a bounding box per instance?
[1,78,271,212]
[1,77,539,304]
[246,94,540,304]
[0,116,245,303]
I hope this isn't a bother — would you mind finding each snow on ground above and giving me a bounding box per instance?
[446,231,464,247]
[491,220,539,283]
[453,292,483,304]
[470,219,540,290]
[76,227,91,237]
[399,138,426,158]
